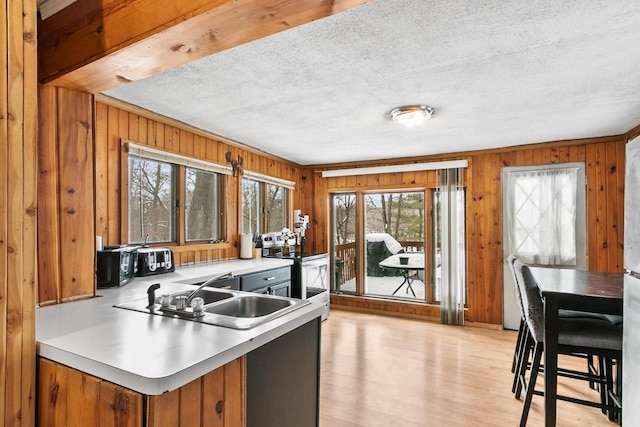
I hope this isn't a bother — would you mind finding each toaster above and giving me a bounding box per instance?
[136,247,175,276]
[96,247,138,288]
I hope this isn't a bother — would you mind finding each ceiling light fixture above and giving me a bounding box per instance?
[389,105,435,127]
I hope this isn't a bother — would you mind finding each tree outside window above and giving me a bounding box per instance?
[185,168,223,242]
[128,155,225,245]
[128,157,175,244]
[242,178,288,234]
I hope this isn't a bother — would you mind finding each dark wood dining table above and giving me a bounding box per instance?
[530,267,624,427]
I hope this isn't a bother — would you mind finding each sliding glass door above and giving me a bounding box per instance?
[331,194,357,293]
[330,187,465,306]
[363,191,426,301]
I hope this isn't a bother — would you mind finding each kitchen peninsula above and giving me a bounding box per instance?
[36,258,324,426]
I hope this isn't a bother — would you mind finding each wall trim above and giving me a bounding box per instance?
[312,134,625,171]
[626,122,640,141]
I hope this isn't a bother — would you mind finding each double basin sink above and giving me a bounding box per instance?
[115,285,309,330]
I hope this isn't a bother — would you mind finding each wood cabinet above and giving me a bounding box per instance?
[37,357,245,427]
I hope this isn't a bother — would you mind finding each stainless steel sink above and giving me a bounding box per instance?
[115,285,309,330]
[204,295,292,318]
[167,288,233,305]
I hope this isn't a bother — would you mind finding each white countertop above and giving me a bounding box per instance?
[36,258,324,395]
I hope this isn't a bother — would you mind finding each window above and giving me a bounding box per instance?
[128,156,176,244]
[241,172,294,234]
[185,168,223,242]
[363,191,426,300]
[242,178,261,235]
[266,184,286,233]
[503,164,584,266]
[331,194,357,293]
[331,190,441,303]
[127,142,230,245]
[330,183,467,307]
[501,162,587,330]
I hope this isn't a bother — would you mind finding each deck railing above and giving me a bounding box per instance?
[335,242,356,285]
[334,240,425,286]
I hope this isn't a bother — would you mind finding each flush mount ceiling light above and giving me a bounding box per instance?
[389,105,435,127]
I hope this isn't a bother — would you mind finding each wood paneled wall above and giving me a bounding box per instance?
[311,137,627,325]
[1,0,37,423]
[36,92,312,304]
[94,97,310,267]
[38,86,95,304]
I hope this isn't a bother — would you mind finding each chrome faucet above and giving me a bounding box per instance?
[185,272,232,306]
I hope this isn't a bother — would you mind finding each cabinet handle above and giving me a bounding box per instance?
[216,400,224,415]
[263,276,276,281]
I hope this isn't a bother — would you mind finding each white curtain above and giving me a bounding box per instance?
[504,167,578,266]
[439,168,466,326]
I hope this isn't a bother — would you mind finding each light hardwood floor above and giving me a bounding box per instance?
[320,310,615,427]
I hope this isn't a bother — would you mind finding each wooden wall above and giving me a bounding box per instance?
[34,88,633,324]
[1,0,38,424]
[36,94,312,305]
[94,97,310,266]
[311,137,627,325]
[38,86,95,304]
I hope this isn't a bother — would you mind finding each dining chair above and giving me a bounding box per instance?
[507,255,528,393]
[507,255,621,398]
[512,260,622,427]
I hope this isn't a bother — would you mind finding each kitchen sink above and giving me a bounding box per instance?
[115,285,309,330]
[204,295,292,318]
[165,288,233,305]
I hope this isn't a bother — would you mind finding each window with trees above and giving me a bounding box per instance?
[128,156,176,244]
[363,191,426,299]
[332,191,437,302]
[241,173,293,235]
[185,168,224,242]
[127,143,229,245]
[332,194,357,293]
[331,187,466,305]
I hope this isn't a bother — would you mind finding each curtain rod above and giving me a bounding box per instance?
[321,159,468,178]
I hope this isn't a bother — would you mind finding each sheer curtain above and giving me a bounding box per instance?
[503,167,578,266]
[439,168,466,326]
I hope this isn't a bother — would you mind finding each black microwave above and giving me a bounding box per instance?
[96,247,137,288]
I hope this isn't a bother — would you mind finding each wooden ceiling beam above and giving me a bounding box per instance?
[38,0,371,93]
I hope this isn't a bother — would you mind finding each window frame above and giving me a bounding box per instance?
[182,165,227,244]
[501,162,586,269]
[241,173,293,235]
[330,187,453,305]
[123,142,230,247]
[127,155,177,245]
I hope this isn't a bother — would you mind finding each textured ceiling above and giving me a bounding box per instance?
[102,0,640,166]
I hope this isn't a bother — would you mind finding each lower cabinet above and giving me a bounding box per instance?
[247,317,320,427]
[37,356,245,427]
[239,266,291,297]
